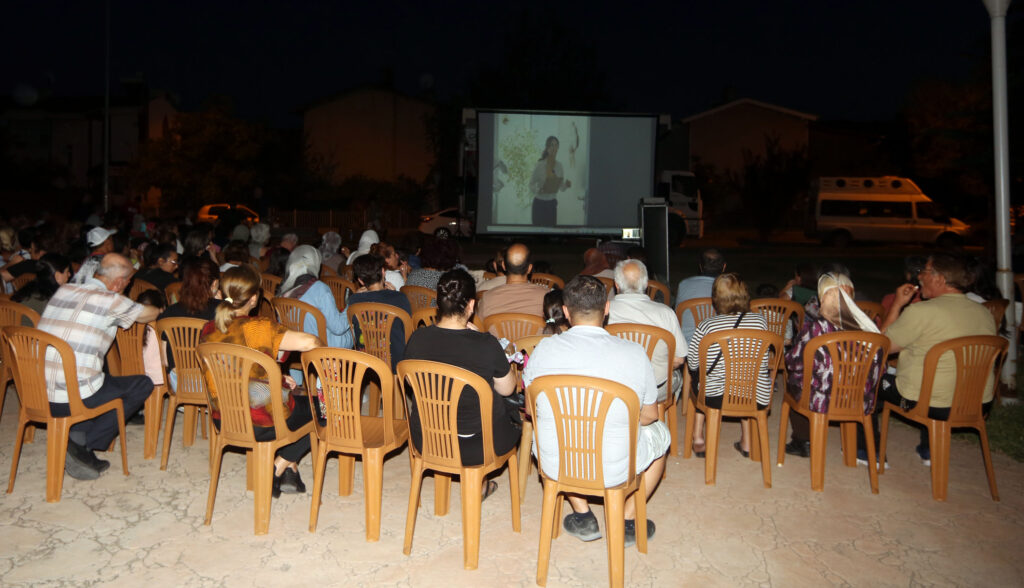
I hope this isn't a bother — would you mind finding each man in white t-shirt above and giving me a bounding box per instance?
[523,275,670,547]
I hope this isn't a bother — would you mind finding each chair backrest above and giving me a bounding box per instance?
[646,280,671,305]
[320,263,338,278]
[0,300,41,328]
[197,341,291,443]
[164,281,183,305]
[113,322,148,376]
[155,317,209,403]
[2,326,85,415]
[11,272,36,292]
[981,299,1008,331]
[530,273,564,289]
[855,300,885,324]
[675,297,716,330]
[322,276,358,311]
[513,334,551,357]
[482,271,497,280]
[411,307,438,330]
[800,331,890,418]
[346,302,413,368]
[129,278,158,301]
[750,298,805,340]
[483,312,546,342]
[272,296,328,342]
[917,335,1007,426]
[697,328,782,413]
[596,276,616,295]
[525,375,639,491]
[605,323,675,389]
[397,359,496,470]
[260,273,282,300]
[400,285,436,314]
[303,348,400,450]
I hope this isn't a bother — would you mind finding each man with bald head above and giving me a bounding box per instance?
[477,243,549,324]
[38,253,161,480]
[608,259,687,401]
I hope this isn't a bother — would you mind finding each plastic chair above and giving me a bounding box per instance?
[396,359,521,570]
[11,272,36,292]
[164,282,183,305]
[981,298,1008,331]
[128,278,159,301]
[483,312,545,342]
[303,348,409,539]
[526,375,648,588]
[112,322,168,460]
[675,297,716,333]
[3,326,129,502]
[411,307,438,330]
[400,285,436,314]
[512,333,552,503]
[596,276,616,295]
[750,298,804,342]
[154,318,213,471]
[530,273,564,289]
[322,276,357,311]
[878,335,1007,501]
[346,302,413,417]
[272,297,328,342]
[855,300,885,325]
[197,341,317,535]
[776,331,890,493]
[260,273,282,300]
[646,280,671,305]
[0,301,41,434]
[684,329,782,487]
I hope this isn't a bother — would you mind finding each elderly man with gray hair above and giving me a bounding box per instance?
[608,259,687,401]
[37,253,161,481]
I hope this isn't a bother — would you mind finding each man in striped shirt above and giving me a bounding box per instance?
[38,253,160,480]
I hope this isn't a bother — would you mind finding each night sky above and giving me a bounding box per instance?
[4,0,1018,127]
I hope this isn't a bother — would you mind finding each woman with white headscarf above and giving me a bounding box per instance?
[318,231,346,275]
[345,229,379,266]
[279,245,354,352]
[781,272,883,457]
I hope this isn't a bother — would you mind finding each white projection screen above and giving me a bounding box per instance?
[476,110,657,235]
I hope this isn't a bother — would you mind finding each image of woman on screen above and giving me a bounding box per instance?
[529,136,571,225]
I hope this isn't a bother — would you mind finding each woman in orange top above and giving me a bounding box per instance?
[200,265,321,497]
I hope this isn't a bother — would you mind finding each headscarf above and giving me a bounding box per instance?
[579,248,610,276]
[279,245,322,294]
[346,229,380,265]
[319,231,342,262]
[817,273,879,333]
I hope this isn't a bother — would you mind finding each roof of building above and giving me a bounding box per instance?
[297,84,435,114]
[681,98,817,124]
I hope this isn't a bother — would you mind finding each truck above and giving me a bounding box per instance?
[657,170,704,245]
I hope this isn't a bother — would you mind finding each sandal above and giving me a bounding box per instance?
[482,480,498,502]
[733,441,750,458]
[692,442,706,459]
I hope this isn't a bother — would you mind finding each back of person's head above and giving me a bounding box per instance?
[95,253,134,282]
[562,275,607,322]
[625,246,647,262]
[17,227,35,253]
[699,248,725,276]
[795,262,817,287]
[0,227,19,252]
[280,245,322,294]
[249,223,271,245]
[112,231,130,255]
[503,243,531,276]
[965,255,1001,299]
[281,233,298,247]
[320,231,342,257]
[486,248,507,275]
[135,288,167,309]
[13,253,69,303]
[755,283,779,297]
[223,240,249,264]
[353,253,385,287]
[182,228,211,258]
[613,259,648,294]
[711,272,750,314]
[147,242,177,268]
[929,251,970,291]
[30,227,59,256]
[420,237,459,271]
[436,269,475,318]
[180,256,220,315]
[266,247,290,277]
[542,288,570,334]
[817,262,850,280]
[531,260,553,275]
[215,265,260,333]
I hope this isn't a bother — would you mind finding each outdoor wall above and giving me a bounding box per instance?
[687,101,812,175]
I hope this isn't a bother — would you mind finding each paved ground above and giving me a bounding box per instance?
[1,389,1022,587]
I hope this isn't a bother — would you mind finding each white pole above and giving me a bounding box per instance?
[982,0,1015,387]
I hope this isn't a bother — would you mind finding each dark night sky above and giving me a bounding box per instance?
[4,0,1018,127]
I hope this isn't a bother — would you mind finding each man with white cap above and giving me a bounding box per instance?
[71,227,117,284]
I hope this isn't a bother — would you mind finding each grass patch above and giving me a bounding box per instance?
[953,401,1024,462]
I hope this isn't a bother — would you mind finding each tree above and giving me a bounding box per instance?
[731,135,809,238]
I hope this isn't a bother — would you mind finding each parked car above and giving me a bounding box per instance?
[196,203,260,225]
[419,208,473,238]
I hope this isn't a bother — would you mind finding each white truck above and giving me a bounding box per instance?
[658,170,704,245]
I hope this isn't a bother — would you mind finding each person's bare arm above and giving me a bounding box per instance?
[880,283,918,349]
[280,331,321,352]
[493,369,517,397]
[1,269,13,283]
[672,356,686,369]
[640,402,660,426]
[135,305,160,324]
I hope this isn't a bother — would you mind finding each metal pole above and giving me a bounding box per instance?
[983,0,1014,386]
[102,0,110,213]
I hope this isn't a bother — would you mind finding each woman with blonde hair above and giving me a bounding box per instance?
[199,265,321,496]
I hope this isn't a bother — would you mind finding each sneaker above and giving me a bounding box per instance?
[855,449,890,470]
[563,511,602,542]
[624,519,656,548]
[915,444,931,467]
[65,441,101,480]
[278,468,306,494]
[784,440,810,458]
[128,410,146,426]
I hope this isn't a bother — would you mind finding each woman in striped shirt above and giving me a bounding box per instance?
[686,273,771,458]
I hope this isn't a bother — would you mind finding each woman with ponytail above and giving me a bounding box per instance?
[199,265,321,497]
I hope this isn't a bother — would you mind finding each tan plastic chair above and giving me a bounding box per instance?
[11,272,36,292]
[596,276,616,295]
[646,280,671,305]
[400,285,436,314]
[411,307,437,330]
[3,326,129,502]
[346,302,413,417]
[483,312,545,342]
[0,301,41,435]
[776,331,890,493]
[272,297,328,342]
[878,335,1007,501]
[112,322,168,460]
[750,298,804,342]
[197,341,317,535]
[981,298,1008,331]
[396,359,521,570]
[855,300,885,325]
[155,318,213,471]
[260,273,282,300]
[526,375,648,588]
[164,281,183,305]
[128,278,159,300]
[530,273,564,289]
[303,348,409,539]
[684,329,782,487]
[606,323,680,457]
[322,276,357,311]
[512,333,552,503]
[675,297,716,332]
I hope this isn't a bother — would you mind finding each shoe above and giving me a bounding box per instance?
[624,519,656,548]
[915,444,931,467]
[855,449,890,470]
[278,468,306,494]
[785,440,811,458]
[272,473,283,499]
[692,441,706,459]
[128,411,146,426]
[481,480,498,503]
[563,511,602,542]
[733,441,749,459]
[65,441,101,480]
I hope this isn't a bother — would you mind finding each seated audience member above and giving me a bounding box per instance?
[405,237,459,290]
[200,266,321,495]
[781,262,818,304]
[686,273,770,459]
[801,262,852,323]
[278,245,354,350]
[318,231,347,275]
[219,240,250,273]
[182,226,217,264]
[524,275,668,545]
[0,227,59,287]
[477,243,549,324]
[676,248,726,345]
[782,273,883,458]
[135,243,179,291]
[477,248,508,293]
[625,246,648,263]
[11,253,72,321]
[542,289,570,335]
[346,229,379,266]
[159,257,221,321]
[348,254,412,369]
[71,226,117,284]
[249,223,272,259]
[859,252,997,466]
[266,246,290,277]
[880,256,926,315]
[135,289,168,388]
[370,241,407,290]
[755,283,779,298]
[38,253,160,480]
[279,233,299,253]
[578,248,613,279]
[608,260,686,401]
[404,269,520,498]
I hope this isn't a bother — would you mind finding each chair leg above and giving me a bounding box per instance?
[246,450,254,491]
[252,444,274,535]
[309,442,329,533]
[182,405,198,447]
[756,413,771,488]
[506,453,521,532]
[337,454,355,496]
[46,419,71,503]
[435,472,451,516]
[840,422,857,467]
[362,449,385,541]
[667,397,679,456]
[459,468,484,570]
[704,408,721,485]
[809,412,827,492]
[7,415,28,494]
[553,495,564,539]
[536,481,559,586]
[205,441,224,525]
[878,405,891,476]
[603,488,627,588]
[862,417,879,494]
[517,419,533,504]
[776,402,790,467]
[115,404,129,476]
[142,386,163,460]
[929,421,951,502]
[160,396,178,471]
[977,420,1000,501]
[633,476,648,554]
[682,396,696,458]
[403,458,424,556]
